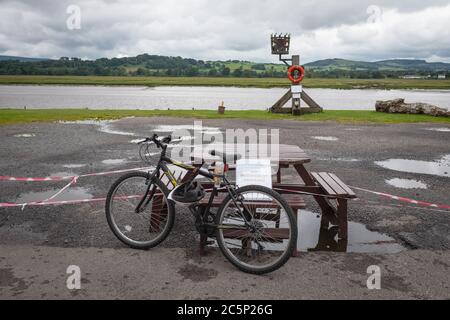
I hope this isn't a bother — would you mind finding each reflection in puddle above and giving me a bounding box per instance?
[426,128,450,132]
[375,155,450,177]
[14,133,36,138]
[63,164,87,169]
[102,159,128,165]
[152,125,220,133]
[51,172,76,178]
[386,178,428,189]
[312,136,339,141]
[318,157,361,162]
[59,120,135,136]
[298,210,405,254]
[15,187,93,203]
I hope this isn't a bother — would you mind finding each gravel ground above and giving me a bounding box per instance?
[0,117,449,299]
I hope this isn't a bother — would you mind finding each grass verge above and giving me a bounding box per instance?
[1,109,449,126]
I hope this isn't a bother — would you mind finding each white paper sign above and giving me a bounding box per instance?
[291,85,302,99]
[236,159,272,189]
[291,85,303,94]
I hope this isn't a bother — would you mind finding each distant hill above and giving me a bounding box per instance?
[305,58,450,73]
[0,54,448,78]
[0,55,50,62]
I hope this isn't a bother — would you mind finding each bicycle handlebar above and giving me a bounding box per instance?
[138,134,172,148]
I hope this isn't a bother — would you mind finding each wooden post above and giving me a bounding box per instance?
[301,90,322,110]
[291,55,301,116]
[270,89,292,112]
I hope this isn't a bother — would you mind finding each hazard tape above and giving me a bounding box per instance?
[350,186,450,210]
[1,164,449,211]
[0,167,152,182]
[0,195,143,208]
[0,166,153,209]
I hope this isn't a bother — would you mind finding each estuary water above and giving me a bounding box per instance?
[1,85,449,110]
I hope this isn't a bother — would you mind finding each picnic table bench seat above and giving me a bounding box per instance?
[310,172,356,199]
[310,172,356,240]
[199,191,305,255]
[199,192,306,211]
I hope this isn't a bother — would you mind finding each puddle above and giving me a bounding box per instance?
[59,120,135,136]
[426,128,450,132]
[297,210,405,254]
[210,209,405,254]
[62,164,87,169]
[318,157,361,162]
[102,159,129,165]
[51,172,77,178]
[311,136,339,141]
[14,133,36,138]
[386,178,428,189]
[375,155,450,177]
[152,125,221,133]
[15,187,93,204]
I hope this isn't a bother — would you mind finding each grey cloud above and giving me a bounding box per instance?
[0,0,449,62]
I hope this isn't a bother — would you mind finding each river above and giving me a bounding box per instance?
[1,85,449,110]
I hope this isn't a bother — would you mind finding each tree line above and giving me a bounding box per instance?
[0,54,446,79]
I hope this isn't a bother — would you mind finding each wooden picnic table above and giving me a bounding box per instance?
[166,143,356,254]
[224,144,353,238]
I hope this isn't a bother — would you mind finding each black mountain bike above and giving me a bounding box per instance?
[105,134,297,274]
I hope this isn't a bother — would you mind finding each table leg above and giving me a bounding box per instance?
[293,164,337,224]
[337,198,348,240]
[277,167,281,184]
[199,233,208,256]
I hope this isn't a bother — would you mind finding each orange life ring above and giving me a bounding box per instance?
[287,65,305,84]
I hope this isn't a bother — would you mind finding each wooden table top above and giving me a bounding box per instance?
[190,144,311,166]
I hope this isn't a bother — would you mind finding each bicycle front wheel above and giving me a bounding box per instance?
[106,171,174,249]
[215,185,297,274]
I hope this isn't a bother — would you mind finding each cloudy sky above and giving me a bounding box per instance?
[1,0,450,63]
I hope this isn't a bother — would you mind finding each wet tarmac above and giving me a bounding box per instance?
[14,187,93,204]
[0,117,449,253]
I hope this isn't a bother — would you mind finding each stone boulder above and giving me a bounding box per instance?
[375,99,449,117]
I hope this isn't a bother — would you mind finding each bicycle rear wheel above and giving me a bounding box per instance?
[106,171,174,249]
[215,185,297,274]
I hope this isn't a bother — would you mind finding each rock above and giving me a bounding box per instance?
[375,99,449,117]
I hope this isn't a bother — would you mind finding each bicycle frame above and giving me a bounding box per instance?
[136,142,252,229]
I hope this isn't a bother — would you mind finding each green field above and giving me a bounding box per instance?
[1,109,449,126]
[1,75,450,89]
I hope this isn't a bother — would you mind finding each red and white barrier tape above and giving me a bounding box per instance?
[1,165,449,211]
[0,166,152,209]
[0,195,142,208]
[0,167,152,182]
[350,186,450,210]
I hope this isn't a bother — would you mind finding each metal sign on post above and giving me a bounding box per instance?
[269,34,323,116]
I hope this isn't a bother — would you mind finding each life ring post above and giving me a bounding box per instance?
[287,65,305,84]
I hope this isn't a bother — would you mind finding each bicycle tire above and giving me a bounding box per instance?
[105,171,175,249]
[215,185,297,275]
